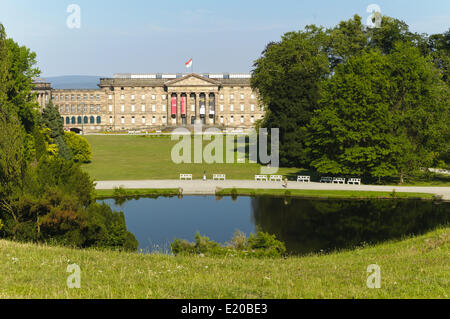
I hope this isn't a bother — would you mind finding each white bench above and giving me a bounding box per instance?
[255,175,268,182]
[297,176,311,183]
[270,175,283,182]
[348,178,361,185]
[333,177,346,184]
[213,174,226,181]
[320,177,333,183]
[180,174,193,180]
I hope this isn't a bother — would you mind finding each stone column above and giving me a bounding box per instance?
[195,92,200,125]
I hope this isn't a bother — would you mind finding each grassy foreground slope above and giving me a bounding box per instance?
[0,228,448,299]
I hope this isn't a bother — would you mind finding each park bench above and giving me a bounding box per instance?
[255,175,268,182]
[347,178,361,185]
[270,175,283,182]
[297,176,311,183]
[332,177,346,184]
[213,174,226,181]
[180,174,193,180]
[320,177,333,183]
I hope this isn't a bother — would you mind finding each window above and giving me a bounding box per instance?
[109,105,113,112]
[251,104,255,112]
[121,94,124,100]
[90,94,94,100]
[131,95,135,100]
[220,94,224,100]
[152,116,156,124]
[250,116,255,123]
[109,116,113,124]
[162,105,166,112]
[71,117,76,124]
[230,116,234,123]
[230,94,234,100]
[162,116,167,124]
[191,105,195,112]
[230,104,234,112]
[151,95,156,100]
[162,95,167,100]
[240,94,244,100]
[240,116,244,123]
[108,94,113,100]
[220,116,224,124]
[96,116,101,124]
[121,105,125,112]
[141,95,146,100]
[220,105,224,112]
[96,95,100,101]
[121,116,125,124]
[142,104,146,112]
[131,116,135,124]
[97,105,101,112]
[90,116,95,124]
[152,105,156,112]
[84,116,88,124]
[251,94,255,100]
[83,95,87,101]
[77,105,81,113]
[240,104,244,112]
[131,105,135,112]
[77,116,82,124]
[142,116,146,124]
[66,106,69,113]
[66,117,70,125]
[260,106,265,112]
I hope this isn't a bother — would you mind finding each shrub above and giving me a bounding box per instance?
[248,232,287,257]
[64,131,92,163]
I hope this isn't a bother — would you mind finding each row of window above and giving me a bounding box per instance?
[62,116,102,125]
[59,105,102,114]
[108,115,263,125]
[55,94,101,101]
[109,94,256,101]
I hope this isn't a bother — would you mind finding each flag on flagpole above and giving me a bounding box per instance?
[185,58,193,68]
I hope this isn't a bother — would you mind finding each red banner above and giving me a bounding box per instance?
[171,97,177,115]
[181,96,186,115]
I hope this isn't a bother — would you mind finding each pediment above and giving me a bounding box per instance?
[165,74,220,87]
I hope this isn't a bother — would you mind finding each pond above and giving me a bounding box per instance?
[100,196,449,255]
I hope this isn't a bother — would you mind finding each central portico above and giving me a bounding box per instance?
[165,73,220,125]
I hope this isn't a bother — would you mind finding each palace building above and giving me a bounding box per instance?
[33,73,265,133]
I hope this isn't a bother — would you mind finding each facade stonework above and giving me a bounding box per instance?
[34,73,265,132]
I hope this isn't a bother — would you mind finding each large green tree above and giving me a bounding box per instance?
[307,44,449,182]
[251,26,330,167]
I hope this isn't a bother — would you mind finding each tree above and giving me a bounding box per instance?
[64,131,92,163]
[40,101,73,161]
[251,26,330,167]
[4,37,40,132]
[307,44,449,182]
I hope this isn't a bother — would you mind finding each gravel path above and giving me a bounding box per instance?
[95,180,450,200]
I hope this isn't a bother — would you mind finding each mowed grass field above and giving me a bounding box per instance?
[0,228,448,299]
[83,135,308,181]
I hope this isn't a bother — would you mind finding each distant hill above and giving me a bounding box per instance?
[44,76,106,89]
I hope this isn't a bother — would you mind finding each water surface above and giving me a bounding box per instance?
[101,196,449,255]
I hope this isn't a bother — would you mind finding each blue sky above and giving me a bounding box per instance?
[0,0,449,77]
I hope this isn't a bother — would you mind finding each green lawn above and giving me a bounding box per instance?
[83,135,450,187]
[83,135,308,181]
[0,228,448,299]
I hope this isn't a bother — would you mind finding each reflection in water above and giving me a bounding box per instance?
[102,196,449,255]
[251,198,449,254]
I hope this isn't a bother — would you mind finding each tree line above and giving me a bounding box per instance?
[252,15,449,183]
[0,24,138,250]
